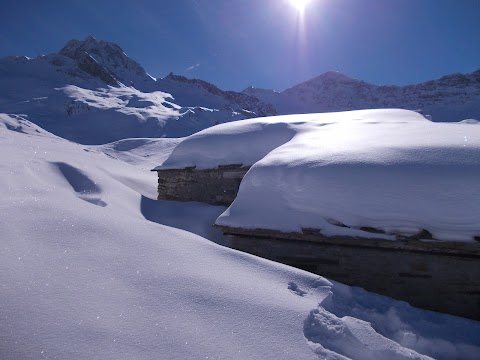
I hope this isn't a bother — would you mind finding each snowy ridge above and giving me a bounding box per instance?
[158,73,277,117]
[0,113,57,137]
[58,36,155,88]
[159,109,480,242]
[245,70,480,122]
[2,36,479,145]
[0,37,275,144]
[1,114,479,359]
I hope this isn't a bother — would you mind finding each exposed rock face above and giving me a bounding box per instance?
[74,52,118,86]
[59,36,153,87]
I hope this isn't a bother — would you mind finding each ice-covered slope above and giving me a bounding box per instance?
[244,70,480,122]
[0,37,275,144]
[159,109,480,242]
[1,113,479,360]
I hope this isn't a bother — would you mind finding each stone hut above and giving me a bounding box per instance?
[153,165,480,320]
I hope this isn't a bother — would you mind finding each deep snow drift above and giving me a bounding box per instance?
[159,109,480,242]
[1,113,480,359]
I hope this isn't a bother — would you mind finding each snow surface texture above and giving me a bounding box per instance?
[160,109,480,242]
[2,113,479,359]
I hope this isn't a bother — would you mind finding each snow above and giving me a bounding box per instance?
[158,109,480,242]
[58,36,156,89]
[249,69,480,123]
[2,37,479,146]
[96,137,183,169]
[2,113,480,359]
[0,45,254,144]
[158,117,298,170]
[459,119,479,124]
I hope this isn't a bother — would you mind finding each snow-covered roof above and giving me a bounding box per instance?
[157,109,480,242]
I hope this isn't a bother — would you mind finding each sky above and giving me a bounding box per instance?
[0,0,479,91]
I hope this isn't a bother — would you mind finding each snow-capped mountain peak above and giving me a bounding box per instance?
[0,37,278,144]
[58,36,154,88]
[309,70,355,83]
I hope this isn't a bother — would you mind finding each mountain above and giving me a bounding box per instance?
[158,73,276,118]
[244,70,480,122]
[0,37,276,144]
[57,35,156,89]
[1,36,479,144]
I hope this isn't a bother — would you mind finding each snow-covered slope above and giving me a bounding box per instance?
[245,70,480,122]
[0,37,276,144]
[1,113,479,359]
[159,109,480,242]
[158,73,276,117]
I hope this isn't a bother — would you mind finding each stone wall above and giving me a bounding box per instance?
[154,166,480,319]
[218,226,480,320]
[154,165,250,206]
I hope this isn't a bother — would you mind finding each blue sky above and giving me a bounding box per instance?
[1,0,479,91]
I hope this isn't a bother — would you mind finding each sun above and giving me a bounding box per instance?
[289,0,311,13]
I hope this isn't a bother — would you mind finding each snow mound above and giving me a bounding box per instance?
[158,114,305,169]
[0,113,57,137]
[96,137,182,169]
[459,119,480,124]
[2,118,480,359]
[304,283,480,360]
[159,109,480,241]
[304,306,432,359]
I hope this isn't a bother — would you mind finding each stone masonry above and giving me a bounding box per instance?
[154,164,480,320]
[217,225,480,320]
[154,165,250,206]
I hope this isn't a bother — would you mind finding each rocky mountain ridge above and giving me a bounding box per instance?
[57,35,154,88]
[0,36,478,144]
[245,70,480,122]
[0,37,276,143]
[158,73,276,118]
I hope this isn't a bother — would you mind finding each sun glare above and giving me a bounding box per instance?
[289,0,311,13]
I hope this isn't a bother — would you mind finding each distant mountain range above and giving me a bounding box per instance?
[1,36,479,144]
[245,70,480,122]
